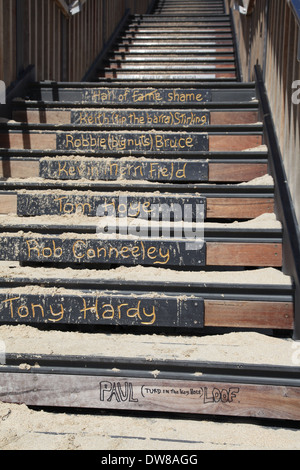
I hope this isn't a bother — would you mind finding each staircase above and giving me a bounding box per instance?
[0,0,298,421]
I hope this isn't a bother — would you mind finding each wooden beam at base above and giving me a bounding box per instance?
[0,371,300,420]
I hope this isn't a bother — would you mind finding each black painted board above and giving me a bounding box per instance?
[71,109,210,127]
[0,236,206,267]
[39,159,209,182]
[0,292,204,328]
[56,132,208,152]
[17,193,207,220]
[29,87,212,104]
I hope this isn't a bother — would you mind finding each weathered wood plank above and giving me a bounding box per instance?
[0,160,40,178]
[210,110,259,125]
[0,132,56,150]
[204,300,293,329]
[209,135,262,151]
[0,373,300,420]
[0,195,17,214]
[208,163,268,182]
[206,242,282,267]
[206,197,274,219]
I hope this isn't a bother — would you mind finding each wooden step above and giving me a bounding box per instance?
[0,128,262,152]
[0,185,275,220]
[126,27,231,32]
[0,260,293,330]
[12,107,259,127]
[124,29,232,36]
[100,71,237,80]
[0,233,282,268]
[2,347,300,421]
[111,53,236,61]
[115,46,235,54]
[131,17,229,24]
[119,36,233,44]
[18,83,258,104]
[0,155,268,184]
[0,0,297,425]
[105,62,236,71]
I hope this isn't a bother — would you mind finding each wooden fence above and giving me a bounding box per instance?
[0,0,154,87]
[225,0,300,229]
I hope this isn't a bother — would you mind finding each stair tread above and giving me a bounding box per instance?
[0,263,291,287]
[0,213,282,232]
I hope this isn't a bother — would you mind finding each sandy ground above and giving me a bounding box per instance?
[0,399,300,451]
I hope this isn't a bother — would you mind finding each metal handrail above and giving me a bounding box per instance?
[290,0,300,27]
[54,0,70,17]
[54,0,87,18]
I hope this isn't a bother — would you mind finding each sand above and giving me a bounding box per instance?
[0,325,296,365]
[0,399,300,450]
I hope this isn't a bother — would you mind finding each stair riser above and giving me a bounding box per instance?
[26,86,256,104]
[0,159,268,184]
[13,109,259,127]
[101,72,237,79]
[0,291,204,328]
[115,47,235,53]
[118,38,233,44]
[124,30,232,36]
[0,193,274,220]
[0,131,262,152]
[112,55,236,61]
[0,292,292,329]
[106,64,236,71]
[0,236,282,268]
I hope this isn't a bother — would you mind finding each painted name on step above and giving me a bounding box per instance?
[0,237,206,266]
[56,132,208,152]
[82,88,212,104]
[71,110,210,127]
[17,194,207,219]
[0,293,204,327]
[39,159,209,182]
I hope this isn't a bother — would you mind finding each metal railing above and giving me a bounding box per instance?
[0,0,155,88]
[227,0,300,338]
